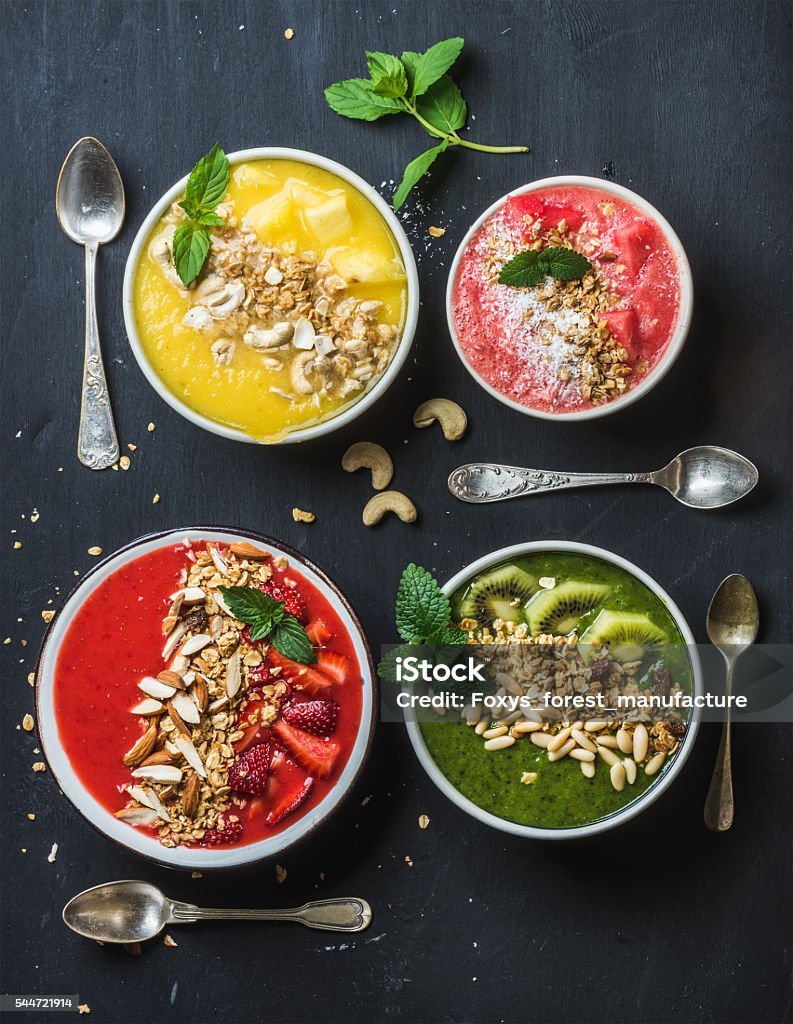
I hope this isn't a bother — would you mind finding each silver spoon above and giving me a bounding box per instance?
[448,446,758,509]
[56,137,123,470]
[63,880,372,942]
[704,574,759,832]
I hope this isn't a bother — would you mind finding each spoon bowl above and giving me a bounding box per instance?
[656,446,759,509]
[56,137,125,244]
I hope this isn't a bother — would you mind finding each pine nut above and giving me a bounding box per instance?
[571,729,597,752]
[547,726,573,752]
[584,720,608,732]
[633,724,649,762]
[512,721,542,734]
[484,735,516,751]
[616,728,633,755]
[548,738,576,762]
[595,734,619,748]
[610,762,627,791]
[580,760,596,778]
[498,674,524,697]
[463,704,482,725]
[571,721,583,730]
[597,746,620,766]
[644,751,665,776]
[624,758,637,784]
[569,747,596,762]
[474,720,488,736]
[482,726,508,740]
[531,732,552,748]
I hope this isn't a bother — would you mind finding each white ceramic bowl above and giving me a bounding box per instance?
[122,148,419,444]
[446,175,694,421]
[36,528,376,869]
[405,540,702,839]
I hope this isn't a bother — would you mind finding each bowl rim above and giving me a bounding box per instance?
[444,174,695,421]
[122,146,419,444]
[35,526,377,870]
[404,540,703,839]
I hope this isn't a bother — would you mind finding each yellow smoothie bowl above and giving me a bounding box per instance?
[122,148,419,444]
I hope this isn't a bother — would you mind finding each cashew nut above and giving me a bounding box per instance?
[194,275,246,319]
[291,351,317,395]
[243,321,293,351]
[362,490,417,527]
[413,398,468,441]
[342,442,394,490]
[148,226,185,290]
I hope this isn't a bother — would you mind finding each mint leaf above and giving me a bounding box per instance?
[172,222,211,287]
[408,38,464,97]
[324,78,404,121]
[541,246,593,281]
[181,143,229,216]
[270,615,316,664]
[366,51,408,97]
[377,642,414,682]
[393,140,448,210]
[400,50,421,95]
[431,625,468,645]
[193,209,225,228]
[217,586,283,639]
[416,75,467,136]
[395,564,453,642]
[498,249,545,288]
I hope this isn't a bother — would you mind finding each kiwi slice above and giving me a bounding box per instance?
[579,609,668,663]
[525,580,611,636]
[459,564,536,625]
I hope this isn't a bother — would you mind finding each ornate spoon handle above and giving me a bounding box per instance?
[448,463,654,503]
[78,241,119,470]
[169,897,372,933]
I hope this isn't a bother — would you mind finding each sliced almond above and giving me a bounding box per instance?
[171,690,201,724]
[122,723,158,767]
[179,634,212,657]
[209,614,223,640]
[192,675,209,713]
[293,317,316,349]
[128,785,171,821]
[225,650,241,698]
[166,702,191,737]
[208,696,230,712]
[170,654,190,674]
[115,806,159,826]
[173,735,208,778]
[140,750,176,767]
[207,544,230,578]
[182,773,201,817]
[130,698,164,717]
[162,621,187,660]
[170,587,206,604]
[228,542,269,560]
[130,764,183,785]
[162,615,179,635]
[157,669,187,691]
[138,677,177,700]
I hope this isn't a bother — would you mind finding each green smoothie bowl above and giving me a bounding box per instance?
[404,541,702,839]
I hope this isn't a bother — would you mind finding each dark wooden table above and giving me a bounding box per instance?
[2,2,791,1022]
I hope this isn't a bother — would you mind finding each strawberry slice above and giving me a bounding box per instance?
[267,649,333,696]
[316,651,349,685]
[266,776,314,826]
[306,619,332,646]
[283,699,339,737]
[272,720,339,778]
[258,581,304,620]
[228,743,271,795]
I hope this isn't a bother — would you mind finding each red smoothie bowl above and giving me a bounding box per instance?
[35,529,376,870]
[447,176,693,420]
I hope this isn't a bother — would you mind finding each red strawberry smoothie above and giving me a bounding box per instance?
[451,184,682,414]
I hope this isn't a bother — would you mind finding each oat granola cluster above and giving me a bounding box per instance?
[117,541,294,847]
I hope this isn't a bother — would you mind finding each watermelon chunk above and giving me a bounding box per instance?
[605,309,640,354]
[610,221,654,277]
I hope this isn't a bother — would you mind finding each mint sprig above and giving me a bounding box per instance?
[218,585,316,665]
[325,38,527,210]
[173,143,230,287]
[378,564,467,680]
[498,247,593,288]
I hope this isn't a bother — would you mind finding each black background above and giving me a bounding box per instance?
[2,2,791,1023]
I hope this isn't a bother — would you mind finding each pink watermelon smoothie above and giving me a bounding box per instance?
[451,184,682,415]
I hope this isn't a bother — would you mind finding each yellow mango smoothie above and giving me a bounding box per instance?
[132,159,409,441]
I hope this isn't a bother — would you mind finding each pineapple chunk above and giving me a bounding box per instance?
[233,164,277,189]
[303,194,353,245]
[289,180,332,208]
[248,189,292,243]
[329,247,405,284]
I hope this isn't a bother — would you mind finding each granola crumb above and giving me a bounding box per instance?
[32,762,46,773]
[47,842,58,863]
[284,26,294,39]
[13,541,22,550]
[127,443,137,452]
[27,813,35,820]
[418,814,430,830]
[428,225,445,238]
[27,672,34,686]
[520,771,538,785]
[275,864,287,884]
[404,854,414,868]
[291,507,315,524]
[78,1006,91,1016]
[152,493,161,504]
[119,455,131,471]
[41,610,55,623]
[22,713,34,732]
[87,546,103,556]
[30,509,40,523]
[191,871,203,879]
[163,934,178,948]
[147,422,156,432]
[361,794,372,806]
